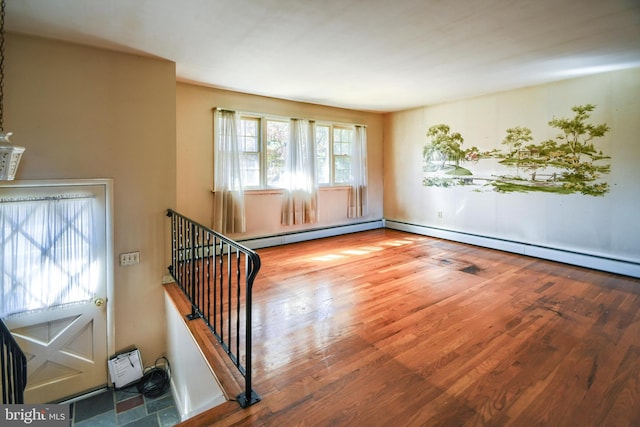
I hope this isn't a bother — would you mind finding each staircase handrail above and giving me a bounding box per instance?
[1,318,27,404]
[166,209,261,407]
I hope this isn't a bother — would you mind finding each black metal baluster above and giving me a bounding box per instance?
[1,319,26,404]
[227,246,232,358]
[189,221,197,319]
[204,231,211,323]
[235,249,241,366]
[180,217,186,292]
[1,333,7,403]
[167,211,176,279]
[219,240,224,341]
[213,236,218,333]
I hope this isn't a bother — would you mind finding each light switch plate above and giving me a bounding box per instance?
[119,251,140,266]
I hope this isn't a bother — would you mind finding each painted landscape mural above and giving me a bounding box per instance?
[422,104,611,196]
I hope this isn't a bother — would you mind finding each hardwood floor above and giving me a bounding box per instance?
[176,229,640,426]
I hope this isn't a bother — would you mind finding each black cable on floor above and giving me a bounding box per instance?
[136,356,171,398]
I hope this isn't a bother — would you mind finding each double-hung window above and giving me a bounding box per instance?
[237,116,290,189]
[266,119,289,187]
[315,124,354,186]
[332,126,353,185]
[315,125,330,184]
[238,117,260,187]
[237,113,358,189]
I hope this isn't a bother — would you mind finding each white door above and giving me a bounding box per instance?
[0,180,112,403]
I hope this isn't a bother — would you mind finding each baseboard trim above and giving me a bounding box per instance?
[239,220,384,249]
[385,220,640,278]
[236,219,639,278]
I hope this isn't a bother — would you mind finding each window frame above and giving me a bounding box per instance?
[264,118,290,189]
[331,125,354,186]
[236,112,358,190]
[237,116,261,188]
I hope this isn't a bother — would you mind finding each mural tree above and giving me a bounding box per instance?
[543,104,610,195]
[502,126,533,156]
[492,104,611,195]
[423,124,465,171]
[501,126,534,173]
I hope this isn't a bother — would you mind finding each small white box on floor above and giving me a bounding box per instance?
[108,348,143,388]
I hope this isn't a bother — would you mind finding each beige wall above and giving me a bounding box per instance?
[6,34,177,362]
[10,31,635,373]
[176,83,384,239]
[384,68,640,262]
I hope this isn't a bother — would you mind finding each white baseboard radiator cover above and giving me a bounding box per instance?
[238,219,638,278]
[385,220,640,279]
[239,220,384,249]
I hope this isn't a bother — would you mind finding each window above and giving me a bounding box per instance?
[316,124,354,185]
[237,117,290,188]
[237,113,356,189]
[0,188,105,317]
[266,119,289,187]
[333,126,353,184]
[238,117,260,187]
[316,125,330,184]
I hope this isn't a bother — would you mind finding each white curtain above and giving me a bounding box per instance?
[281,119,318,225]
[0,196,96,317]
[348,125,368,218]
[213,109,246,234]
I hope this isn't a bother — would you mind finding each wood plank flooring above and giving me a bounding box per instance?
[176,228,640,426]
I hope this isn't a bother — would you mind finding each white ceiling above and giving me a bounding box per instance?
[6,0,640,112]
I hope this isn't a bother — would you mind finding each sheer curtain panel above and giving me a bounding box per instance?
[281,119,318,225]
[213,109,246,234]
[348,125,368,218]
[0,195,96,317]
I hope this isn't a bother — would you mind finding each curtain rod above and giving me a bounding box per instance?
[212,107,366,128]
[0,193,95,203]
[213,107,237,113]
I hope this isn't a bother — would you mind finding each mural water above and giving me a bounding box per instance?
[422,104,611,196]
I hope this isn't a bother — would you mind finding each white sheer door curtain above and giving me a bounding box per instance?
[0,195,96,317]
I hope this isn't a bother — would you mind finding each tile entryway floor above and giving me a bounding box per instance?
[71,386,180,426]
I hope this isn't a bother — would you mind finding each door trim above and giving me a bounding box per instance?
[0,178,115,372]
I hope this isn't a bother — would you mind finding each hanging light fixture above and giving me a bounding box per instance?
[0,0,24,180]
